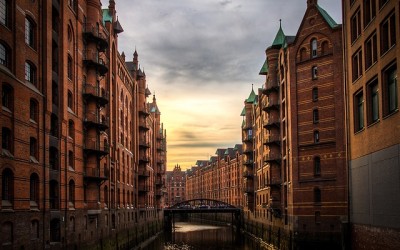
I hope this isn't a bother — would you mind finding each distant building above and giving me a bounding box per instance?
[185,145,243,208]
[343,0,400,249]
[166,165,186,206]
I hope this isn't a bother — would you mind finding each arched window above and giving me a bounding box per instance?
[30,173,39,205]
[25,16,36,48]
[312,87,318,101]
[30,98,38,122]
[313,109,319,124]
[1,168,13,208]
[67,55,73,80]
[314,130,320,143]
[0,0,11,27]
[67,90,73,109]
[50,113,58,137]
[311,38,317,58]
[49,180,59,209]
[50,219,60,242]
[68,120,75,139]
[312,66,318,79]
[68,150,74,169]
[69,179,75,207]
[0,41,11,68]
[2,83,13,111]
[49,147,59,170]
[25,61,37,86]
[314,156,321,176]
[69,216,75,232]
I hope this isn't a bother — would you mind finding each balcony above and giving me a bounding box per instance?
[263,98,280,111]
[83,83,109,106]
[84,112,109,131]
[155,178,164,186]
[243,160,253,166]
[243,186,254,193]
[84,139,109,156]
[262,81,280,94]
[139,139,150,148]
[85,200,102,215]
[139,119,150,131]
[155,190,163,197]
[243,135,253,142]
[266,179,281,187]
[138,168,150,177]
[139,108,150,117]
[139,156,150,163]
[83,50,108,76]
[264,134,281,146]
[243,147,253,155]
[83,23,109,51]
[84,167,108,182]
[264,153,282,164]
[263,119,280,129]
[138,184,150,192]
[242,171,253,178]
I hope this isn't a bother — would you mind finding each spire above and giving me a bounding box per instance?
[272,20,286,47]
[246,85,257,103]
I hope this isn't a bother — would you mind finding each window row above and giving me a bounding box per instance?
[299,39,330,62]
[354,63,397,132]
[351,7,396,57]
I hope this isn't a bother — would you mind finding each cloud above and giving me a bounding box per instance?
[103,0,342,170]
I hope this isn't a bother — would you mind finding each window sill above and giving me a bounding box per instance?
[354,127,365,135]
[367,119,380,128]
[2,149,14,158]
[30,119,37,124]
[380,44,396,59]
[30,156,39,164]
[383,109,399,120]
[2,106,12,114]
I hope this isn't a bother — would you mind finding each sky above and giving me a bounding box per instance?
[101,0,342,171]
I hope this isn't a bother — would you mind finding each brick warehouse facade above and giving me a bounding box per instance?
[0,0,166,249]
[343,0,400,249]
[165,164,186,207]
[241,0,348,248]
[185,145,244,208]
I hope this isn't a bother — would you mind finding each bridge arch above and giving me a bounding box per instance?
[169,198,238,209]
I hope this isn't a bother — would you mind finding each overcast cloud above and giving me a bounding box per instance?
[102,0,342,170]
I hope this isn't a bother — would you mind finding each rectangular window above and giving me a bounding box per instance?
[383,63,398,115]
[363,0,376,27]
[351,8,361,43]
[354,90,364,132]
[0,0,9,27]
[313,109,319,124]
[352,49,363,82]
[312,87,318,101]
[367,78,379,124]
[312,66,318,79]
[381,11,396,54]
[25,18,34,47]
[67,56,73,79]
[30,137,37,158]
[365,32,377,69]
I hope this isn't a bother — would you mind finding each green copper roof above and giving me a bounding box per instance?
[272,23,285,47]
[259,58,268,75]
[246,88,256,103]
[240,107,246,116]
[317,5,339,28]
[102,9,113,24]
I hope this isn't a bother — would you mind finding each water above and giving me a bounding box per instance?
[142,222,265,250]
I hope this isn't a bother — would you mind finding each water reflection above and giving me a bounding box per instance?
[142,222,263,250]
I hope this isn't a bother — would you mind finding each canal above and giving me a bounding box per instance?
[141,221,266,250]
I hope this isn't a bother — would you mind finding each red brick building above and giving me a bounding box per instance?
[242,0,347,248]
[185,145,244,208]
[0,1,166,249]
[165,164,186,207]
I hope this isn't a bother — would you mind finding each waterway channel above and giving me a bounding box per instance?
[141,222,266,250]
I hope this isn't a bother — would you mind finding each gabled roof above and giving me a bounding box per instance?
[114,19,124,33]
[240,107,246,116]
[317,4,339,29]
